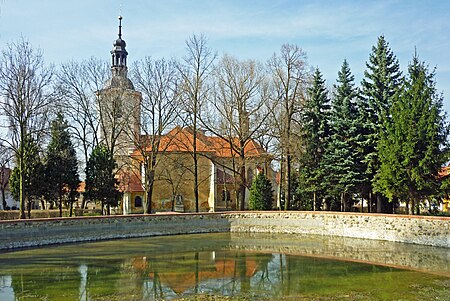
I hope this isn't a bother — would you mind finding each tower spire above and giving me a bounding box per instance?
[118,15,122,39]
[111,15,128,76]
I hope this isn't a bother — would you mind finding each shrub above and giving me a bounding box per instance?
[249,173,274,210]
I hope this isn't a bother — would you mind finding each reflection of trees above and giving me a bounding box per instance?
[253,254,274,292]
[79,259,152,301]
[237,253,249,293]
[4,232,441,300]
[9,265,81,300]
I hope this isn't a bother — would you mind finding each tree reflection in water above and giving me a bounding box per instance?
[0,233,449,300]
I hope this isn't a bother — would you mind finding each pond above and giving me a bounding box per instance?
[0,233,449,301]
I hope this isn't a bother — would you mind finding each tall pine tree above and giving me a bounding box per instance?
[298,68,331,210]
[361,35,403,212]
[374,53,449,214]
[45,112,80,217]
[322,60,364,211]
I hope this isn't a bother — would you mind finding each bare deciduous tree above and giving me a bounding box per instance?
[178,34,217,212]
[55,58,109,176]
[131,57,180,213]
[0,38,54,219]
[205,54,271,210]
[268,44,308,210]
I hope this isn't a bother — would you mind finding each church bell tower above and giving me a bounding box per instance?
[97,16,142,166]
[111,16,128,77]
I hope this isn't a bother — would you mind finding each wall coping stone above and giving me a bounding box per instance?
[1,211,449,224]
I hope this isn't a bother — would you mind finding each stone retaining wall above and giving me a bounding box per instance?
[0,211,449,250]
[227,212,450,248]
[0,213,230,250]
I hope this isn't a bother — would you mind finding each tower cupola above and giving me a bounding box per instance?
[111,16,128,76]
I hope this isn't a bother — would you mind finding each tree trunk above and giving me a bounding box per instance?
[313,191,316,211]
[107,204,111,215]
[19,157,26,219]
[27,199,32,219]
[1,188,6,210]
[239,149,246,211]
[360,195,364,213]
[376,193,383,213]
[193,117,199,213]
[285,154,292,211]
[101,200,104,215]
[278,161,283,210]
[40,198,45,210]
[69,201,73,217]
[59,197,63,218]
[194,153,199,212]
[145,170,154,214]
[368,191,372,213]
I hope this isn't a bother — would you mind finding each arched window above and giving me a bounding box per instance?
[134,196,142,208]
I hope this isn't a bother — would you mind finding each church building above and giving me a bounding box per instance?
[100,17,277,214]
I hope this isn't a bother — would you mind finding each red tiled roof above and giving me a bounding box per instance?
[117,172,145,193]
[131,126,267,159]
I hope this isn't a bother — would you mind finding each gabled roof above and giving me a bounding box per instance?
[117,171,145,193]
[131,126,267,159]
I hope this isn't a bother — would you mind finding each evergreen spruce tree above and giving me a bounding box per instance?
[291,172,313,211]
[299,68,331,210]
[84,144,121,215]
[374,53,449,214]
[248,173,274,210]
[322,60,364,211]
[361,35,403,212]
[9,136,45,218]
[45,112,80,217]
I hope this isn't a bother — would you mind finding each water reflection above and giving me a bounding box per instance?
[0,233,448,300]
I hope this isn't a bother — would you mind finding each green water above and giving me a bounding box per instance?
[0,233,449,301]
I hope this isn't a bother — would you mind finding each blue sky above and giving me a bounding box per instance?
[1,0,450,113]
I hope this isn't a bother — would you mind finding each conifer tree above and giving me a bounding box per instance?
[9,136,45,218]
[361,35,403,212]
[84,144,121,215]
[298,68,331,210]
[45,112,80,217]
[322,60,363,211]
[374,53,449,214]
[248,173,274,210]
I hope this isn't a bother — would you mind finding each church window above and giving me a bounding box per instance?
[134,196,142,208]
